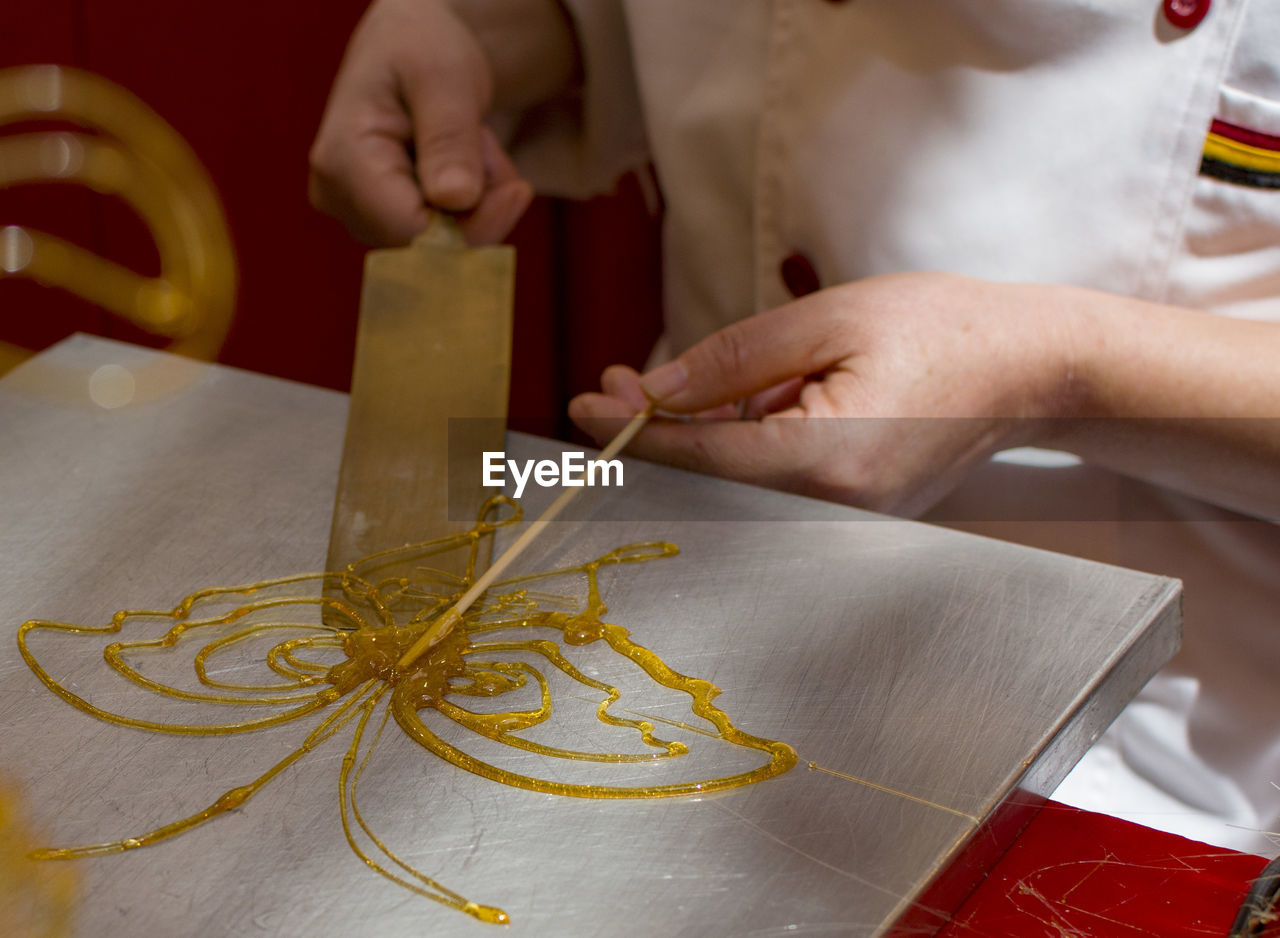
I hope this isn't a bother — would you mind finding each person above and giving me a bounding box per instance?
[310,0,1280,854]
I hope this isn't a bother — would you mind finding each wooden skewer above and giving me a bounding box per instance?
[396,403,655,670]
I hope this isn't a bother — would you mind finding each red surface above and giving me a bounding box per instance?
[940,801,1273,937]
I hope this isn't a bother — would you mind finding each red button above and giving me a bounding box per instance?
[780,252,820,298]
[1162,0,1210,30]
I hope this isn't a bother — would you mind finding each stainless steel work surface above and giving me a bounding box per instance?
[0,336,1181,937]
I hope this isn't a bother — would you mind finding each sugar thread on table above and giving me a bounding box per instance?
[17,495,797,925]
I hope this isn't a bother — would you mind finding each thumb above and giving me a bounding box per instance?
[402,53,492,212]
[639,295,849,413]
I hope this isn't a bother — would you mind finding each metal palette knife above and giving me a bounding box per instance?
[326,217,514,580]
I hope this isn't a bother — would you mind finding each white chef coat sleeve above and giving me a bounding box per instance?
[492,0,649,199]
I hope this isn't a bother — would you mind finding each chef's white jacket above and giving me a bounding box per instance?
[504,0,1280,855]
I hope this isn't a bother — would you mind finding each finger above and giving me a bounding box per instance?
[569,386,807,486]
[479,125,525,188]
[599,365,650,411]
[568,397,903,510]
[568,392,641,446]
[693,402,741,419]
[313,133,434,246]
[598,362,739,417]
[618,416,825,496]
[571,399,935,514]
[638,295,851,413]
[309,71,435,247]
[403,56,490,212]
[743,376,806,419]
[458,179,533,245]
[456,128,534,243]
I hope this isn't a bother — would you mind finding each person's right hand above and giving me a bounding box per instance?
[308,0,535,246]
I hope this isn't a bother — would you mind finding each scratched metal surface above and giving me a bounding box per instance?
[0,336,1180,937]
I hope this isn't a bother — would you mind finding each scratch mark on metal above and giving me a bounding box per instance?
[805,761,978,822]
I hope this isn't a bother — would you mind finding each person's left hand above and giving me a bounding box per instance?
[569,273,1089,516]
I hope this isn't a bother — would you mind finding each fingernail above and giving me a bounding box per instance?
[507,180,534,220]
[491,182,534,238]
[640,359,688,401]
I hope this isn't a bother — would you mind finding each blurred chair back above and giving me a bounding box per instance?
[0,65,235,374]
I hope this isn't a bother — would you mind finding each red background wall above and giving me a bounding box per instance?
[0,0,662,438]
